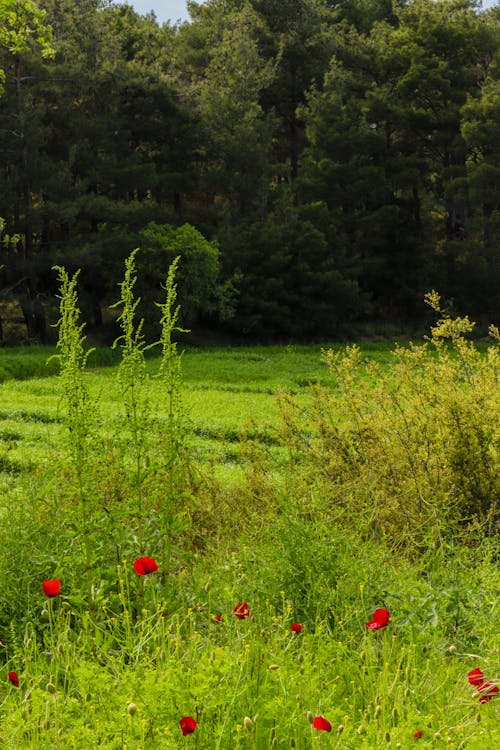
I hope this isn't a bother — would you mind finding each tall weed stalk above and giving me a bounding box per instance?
[52,266,95,569]
[112,249,151,542]
[157,256,189,493]
[156,256,192,568]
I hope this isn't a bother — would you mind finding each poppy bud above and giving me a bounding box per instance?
[434,732,442,739]
[268,664,280,670]
[306,711,314,725]
[46,682,56,694]
[374,705,382,719]
[243,716,253,731]
[127,703,138,716]
[385,731,391,742]
[338,724,344,734]
[448,644,457,654]
[357,724,366,735]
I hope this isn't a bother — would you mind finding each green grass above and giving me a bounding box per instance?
[0,342,498,748]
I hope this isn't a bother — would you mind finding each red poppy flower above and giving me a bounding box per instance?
[365,608,390,630]
[233,602,250,619]
[7,671,19,687]
[477,681,499,702]
[212,614,222,623]
[290,623,302,633]
[468,667,485,686]
[42,579,61,597]
[413,730,423,739]
[133,557,159,576]
[179,716,197,736]
[312,715,332,732]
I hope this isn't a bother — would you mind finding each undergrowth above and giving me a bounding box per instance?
[0,285,498,748]
[278,292,499,550]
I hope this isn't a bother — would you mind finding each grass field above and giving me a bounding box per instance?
[0,343,396,481]
[0,338,498,749]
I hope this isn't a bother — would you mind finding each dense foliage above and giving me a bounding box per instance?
[0,0,498,341]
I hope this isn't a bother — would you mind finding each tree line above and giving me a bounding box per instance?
[0,0,498,342]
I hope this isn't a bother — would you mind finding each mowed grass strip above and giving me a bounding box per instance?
[0,343,399,475]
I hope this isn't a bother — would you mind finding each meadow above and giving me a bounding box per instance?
[0,278,498,749]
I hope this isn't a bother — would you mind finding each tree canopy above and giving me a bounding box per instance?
[0,0,498,342]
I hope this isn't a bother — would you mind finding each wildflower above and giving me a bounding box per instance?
[233,602,250,619]
[414,730,423,739]
[290,623,302,633]
[477,682,499,703]
[8,671,19,687]
[312,716,332,732]
[133,557,158,576]
[467,668,498,702]
[468,668,485,686]
[179,716,197,736]
[366,608,390,630]
[212,614,222,623]
[42,579,61,597]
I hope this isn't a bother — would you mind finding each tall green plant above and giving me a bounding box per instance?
[112,249,151,538]
[157,256,188,485]
[52,266,95,568]
[155,256,193,567]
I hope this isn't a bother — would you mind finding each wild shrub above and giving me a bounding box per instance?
[279,293,499,548]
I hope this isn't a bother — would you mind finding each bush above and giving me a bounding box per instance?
[279,292,499,548]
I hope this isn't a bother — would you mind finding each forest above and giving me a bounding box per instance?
[0,0,499,342]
